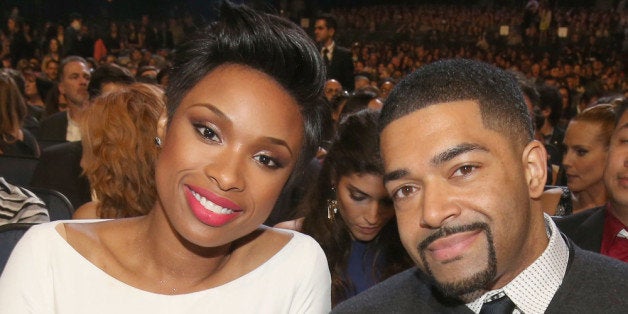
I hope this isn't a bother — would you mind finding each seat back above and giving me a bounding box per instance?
[37,140,67,151]
[0,155,40,186]
[28,187,74,221]
[0,223,36,274]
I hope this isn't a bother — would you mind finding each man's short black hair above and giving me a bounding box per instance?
[380,59,533,147]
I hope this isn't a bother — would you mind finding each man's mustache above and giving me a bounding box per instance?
[418,222,490,253]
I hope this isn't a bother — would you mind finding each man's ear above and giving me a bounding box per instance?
[522,140,548,198]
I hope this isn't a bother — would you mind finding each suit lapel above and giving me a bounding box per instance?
[572,209,605,252]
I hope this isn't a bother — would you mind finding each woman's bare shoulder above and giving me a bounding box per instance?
[58,218,141,266]
[72,201,100,219]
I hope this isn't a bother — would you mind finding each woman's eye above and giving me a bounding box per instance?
[576,149,588,157]
[194,124,220,142]
[254,154,282,169]
[452,165,475,177]
[349,193,367,201]
[393,186,416,200]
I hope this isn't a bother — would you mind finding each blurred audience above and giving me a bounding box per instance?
[0,72,40,157]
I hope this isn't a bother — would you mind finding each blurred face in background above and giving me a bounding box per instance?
[336,172,395,242]
[45,60,59,81]
[324,79,342,102]
[23,72,38,98]
[58,60,90,108]
[562,120,608,193]
[314,19,334,46]
[49,39,59,53]
[605,111,628,213]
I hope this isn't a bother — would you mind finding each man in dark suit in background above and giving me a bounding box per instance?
[38,56,90,142]
[314,14,354,92]
[332,59,628,313]
[556,98,628,263]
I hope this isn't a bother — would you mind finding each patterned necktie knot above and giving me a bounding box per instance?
[479,294,516,314]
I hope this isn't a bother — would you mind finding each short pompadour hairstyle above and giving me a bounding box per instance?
[379,58,533,147]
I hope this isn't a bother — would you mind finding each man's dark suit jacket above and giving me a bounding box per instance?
[332,238,628,313]
[37,111,68,142]
[554,206,606,252]
[326,45,354,92]
[29,141,91,211]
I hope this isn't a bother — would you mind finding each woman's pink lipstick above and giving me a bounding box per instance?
[184,185,242,227]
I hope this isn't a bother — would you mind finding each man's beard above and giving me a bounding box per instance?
[418,222,497,299]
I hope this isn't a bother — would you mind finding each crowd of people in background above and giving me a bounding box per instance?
[1,2,626,101]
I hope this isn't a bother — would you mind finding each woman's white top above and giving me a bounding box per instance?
[0,220,331,313]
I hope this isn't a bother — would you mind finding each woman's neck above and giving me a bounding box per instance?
[28,95,44,107]
[134,211,235,294]
[540,121,554,137]
[572,183,607,213]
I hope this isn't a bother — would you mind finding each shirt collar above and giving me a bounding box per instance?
[66,112,82,142]
[604,205,628,239]
[322,41,335,53]
[466,214,569,313]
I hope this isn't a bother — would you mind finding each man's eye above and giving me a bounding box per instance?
[393,186,416,200]
[452,165,475,177]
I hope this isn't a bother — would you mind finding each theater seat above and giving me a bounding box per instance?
[0,155,39,187]
[28,188,74,221]
[0,223,36,274]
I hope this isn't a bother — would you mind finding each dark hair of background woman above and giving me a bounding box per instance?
[300,109,412,306]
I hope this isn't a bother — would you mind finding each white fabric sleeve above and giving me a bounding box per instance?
[288,233,331,314]
[0,223,55,314]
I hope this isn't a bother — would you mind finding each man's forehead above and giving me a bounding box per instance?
[64,62,88,74]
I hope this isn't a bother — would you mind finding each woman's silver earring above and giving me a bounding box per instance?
[155,137,162,148]
[327,198,338,220]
